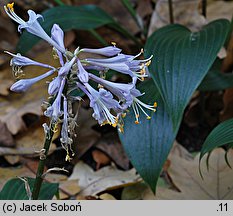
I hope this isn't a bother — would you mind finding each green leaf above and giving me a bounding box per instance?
[200,118,233,160]
[119,79,178,192]
[17,5,116,54]
[145,19,230,129]
[0,178,59,200]
[198,59,233,91]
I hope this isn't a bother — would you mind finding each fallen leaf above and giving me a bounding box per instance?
[0,166,34,191]
[0,79,14,96]
[59,179,80,197]
[99,193,116,200]
[14,121,57,156]
[95,131,130,170]
[72,107,100,160]
[148,0,206,36]
[207,1,233,22]
[144,148,233,199]
[4,155,20,165]
[0,121,15,147]
[92,149,111,170]
[69,161,139,196]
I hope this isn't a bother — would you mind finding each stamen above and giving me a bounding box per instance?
[145,60,151,67]
[111,42,116,46]
[7,3,14,11]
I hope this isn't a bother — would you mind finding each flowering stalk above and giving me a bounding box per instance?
[32,123,55,200]
[4,2,157,199]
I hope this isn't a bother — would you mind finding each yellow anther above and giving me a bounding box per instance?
[52,123,59,133]
[112,123,117,127]
[136,114,140,118]
[147,116,151,120]
[111,42,116,46]
[100,120,109,126]
[145,60,151,67]
[98,84,104,89]
[135,120,139,124]
[140,48,144,53]
[121,113,126,118]
[141,77,145,81]
[118,126,124,133]
[7,3,14,11]
[140,67,146,75]
[153,102,157,108]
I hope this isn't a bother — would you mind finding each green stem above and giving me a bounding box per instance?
[168,0,174,24]
[88,29,108,46]
[32,123,55,200]
[121,0,144,32]
[54,0,65,5]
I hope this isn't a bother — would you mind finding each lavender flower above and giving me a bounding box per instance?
[10,69,55,92]
[88,73,134,108]
[81,45,121,57]
[77,59,89,83]
[4,3,157,162]
[5,51,55,72]
[4,3,65,53]
[51,24,65,65]
[85,52,152,80]
[48,76,62,95]
[44,78,65,121]
[60,97,73,147]
[58,56,76,76]
[77,83,121,126]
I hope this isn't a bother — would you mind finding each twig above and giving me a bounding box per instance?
[168,0,174,24]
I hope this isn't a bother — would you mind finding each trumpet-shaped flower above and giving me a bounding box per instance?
[10,69,55,92]
[77,82,121,126]
[58,56,76,76]
[51,24,65,66]
[44,78,65,121]
[77,59,89,83]
[85,55,133,77]
[60,97,73,146]
[5,51,54,69]
[48,75,62,95]
[81,46,121,57]
[4,3,65,53]
[88,73,134,108]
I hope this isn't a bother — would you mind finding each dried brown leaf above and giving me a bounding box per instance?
[0,166,34,191]
[0,121,15,147]
[69,161,139,196]
[144,148,233,199]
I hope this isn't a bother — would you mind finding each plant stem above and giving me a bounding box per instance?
[168,0,174,24]
[121,0,144,33]
[32,123,55,200]
[202,0,207,17]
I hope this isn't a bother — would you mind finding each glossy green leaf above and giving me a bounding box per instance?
[0,178,59,200]
[119,79,178,192]
[200,118,233,160]
[199,59,233,91]
[17,5,116,54]
[145,19,230,129]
